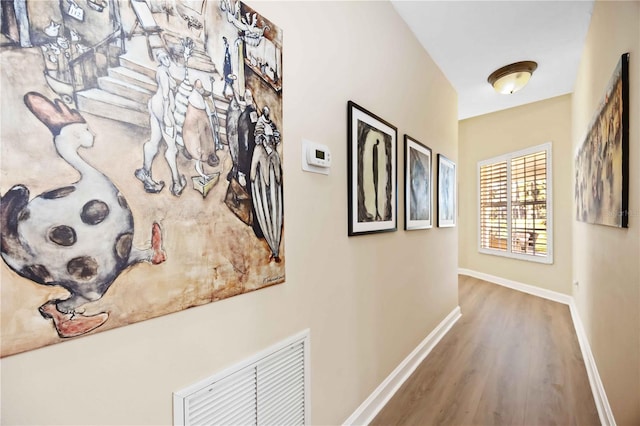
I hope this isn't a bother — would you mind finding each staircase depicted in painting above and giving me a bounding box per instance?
[75,37,229,137]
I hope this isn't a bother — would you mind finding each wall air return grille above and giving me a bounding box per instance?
[174,330,310,426]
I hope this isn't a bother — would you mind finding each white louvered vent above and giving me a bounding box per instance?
[174,330,310,426]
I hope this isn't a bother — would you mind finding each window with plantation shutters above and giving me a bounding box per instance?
[479,161,508,251]
[478,143,553,264]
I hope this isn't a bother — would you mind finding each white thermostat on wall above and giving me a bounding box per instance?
[302,140,331,175]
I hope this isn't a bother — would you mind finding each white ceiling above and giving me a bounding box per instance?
[391,1,595,120]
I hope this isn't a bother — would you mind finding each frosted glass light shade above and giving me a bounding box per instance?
[488,61,538,94]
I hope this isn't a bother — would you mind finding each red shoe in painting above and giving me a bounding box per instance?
[151,222,166,265]
[38,301,109,338]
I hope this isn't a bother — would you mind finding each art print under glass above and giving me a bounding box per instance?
[347,101,397,236]
[574,53,629,228]
[437,154,456,227]
[0,0,284,356]
[404,135,432,230]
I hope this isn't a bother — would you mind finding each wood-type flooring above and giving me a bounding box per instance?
[371,275,600,425]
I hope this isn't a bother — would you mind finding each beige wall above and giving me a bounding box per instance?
[572,1,640,424]
[0,2,458,424]
[458,95,573,295]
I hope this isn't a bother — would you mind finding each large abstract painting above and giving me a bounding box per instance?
[575,53,629,228]
[0,0,284,357]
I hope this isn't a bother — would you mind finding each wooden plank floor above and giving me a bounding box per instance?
[371,275,599,425]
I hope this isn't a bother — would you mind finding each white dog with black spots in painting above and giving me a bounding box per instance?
[1,92,166,338]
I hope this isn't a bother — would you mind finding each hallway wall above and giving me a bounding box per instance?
[0,2,458,424]
[572,1,640,424]
[458,95,573,295]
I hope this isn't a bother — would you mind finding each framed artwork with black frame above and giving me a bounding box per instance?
[404,135,432,230]
[437,154,456,228]
[574,52,629,228]
[347,101,397,236]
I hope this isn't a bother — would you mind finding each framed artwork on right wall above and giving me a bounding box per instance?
[437,154,456,227]
[574,52,629,228]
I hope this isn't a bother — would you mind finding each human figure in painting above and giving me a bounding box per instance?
[251,105,283,261]
[183,79,218,179]
[359,126,390,223]
[225,85,242,181]
[372,139,382,221]
[223,87,257,226]
[173,38,195,160]
[135,49,187,196]
[237,88,258,189]
[222,36,234,98]
[1,92,166,338]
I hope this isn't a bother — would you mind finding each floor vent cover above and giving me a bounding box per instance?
[174,330,310,425]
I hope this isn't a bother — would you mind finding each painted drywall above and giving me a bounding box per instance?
[0,2,458,425]
[458,95,573,295]
[572,1,640,424]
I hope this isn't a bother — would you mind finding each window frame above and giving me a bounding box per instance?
[477,142,553,264]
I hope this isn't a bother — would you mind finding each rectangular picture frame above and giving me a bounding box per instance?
[347,101,397,236]
[574,52,629,228]
[437,153,456,228]
[404,135,432,230]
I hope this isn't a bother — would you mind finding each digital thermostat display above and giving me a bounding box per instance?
[302,140,331,175]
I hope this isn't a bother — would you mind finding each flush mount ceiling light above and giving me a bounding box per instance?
[488,61,538,94]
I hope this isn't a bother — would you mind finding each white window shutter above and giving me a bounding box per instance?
[478,143,553,264]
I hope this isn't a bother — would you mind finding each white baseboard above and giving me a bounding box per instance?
[342,306,462,425]
[459,268,615,426]
[569,300,616,426]
[457,268,572,305]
